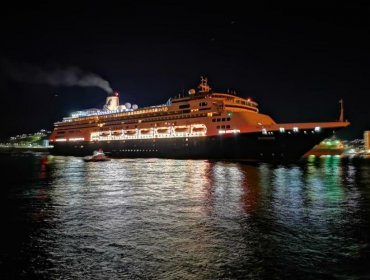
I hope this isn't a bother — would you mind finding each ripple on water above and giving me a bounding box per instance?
[0,156,370,279]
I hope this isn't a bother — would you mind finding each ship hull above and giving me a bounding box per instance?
[51,128,336,161]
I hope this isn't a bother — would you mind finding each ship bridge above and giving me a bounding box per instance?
[172,77,259,113]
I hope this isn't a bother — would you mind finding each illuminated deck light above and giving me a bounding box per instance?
[279,127,285,133]
[314,126,321,132]
[69,137,85,141]
[218,129,240,134]
[293,127,299,132]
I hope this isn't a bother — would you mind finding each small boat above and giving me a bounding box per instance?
[83,149,110,162]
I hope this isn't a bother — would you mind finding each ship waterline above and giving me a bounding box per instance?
[50,77,349,161]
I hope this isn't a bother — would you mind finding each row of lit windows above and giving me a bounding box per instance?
[142,113,207,125]
[57,112,209,132]
[235,99,255,107]
[212,94,234,101]
[72,106,168,122]
[211,94,256,106]
[261,126,322,135]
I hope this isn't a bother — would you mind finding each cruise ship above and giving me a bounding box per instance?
[49,77,350,161]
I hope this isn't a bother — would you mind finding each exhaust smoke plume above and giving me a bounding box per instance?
[1,59,113,93]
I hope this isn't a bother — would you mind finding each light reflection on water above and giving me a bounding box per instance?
[0,155,369,279]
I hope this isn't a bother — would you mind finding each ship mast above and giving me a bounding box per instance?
[199,76,211,93]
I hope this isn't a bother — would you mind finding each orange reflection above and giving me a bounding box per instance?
[39,153,49,180]
[201,160,215,216]
[240,165,261,214]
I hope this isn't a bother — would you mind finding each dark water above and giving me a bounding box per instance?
[0,154,369,279]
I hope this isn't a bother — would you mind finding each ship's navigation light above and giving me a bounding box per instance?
[314,126,321,132]
[114,91,119,96]
[293,127,299,133]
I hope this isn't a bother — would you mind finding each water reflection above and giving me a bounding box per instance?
[2,155,369,279]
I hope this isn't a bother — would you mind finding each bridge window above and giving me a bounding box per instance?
[179,104,190,109]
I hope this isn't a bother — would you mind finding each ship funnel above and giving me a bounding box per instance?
[339,99,344,122]
[104,91,120,111]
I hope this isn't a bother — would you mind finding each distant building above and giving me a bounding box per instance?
[365,131,370,151]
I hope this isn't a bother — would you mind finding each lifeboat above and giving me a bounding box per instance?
[192,127,206,132]
[99,132,110,137]
[140,129,151,134]
[112,131,122,136]
[125,130,137,135]
[174,126,189,133]
[156,127,169,134]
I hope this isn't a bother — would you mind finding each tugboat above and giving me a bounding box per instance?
[83,149,110,162]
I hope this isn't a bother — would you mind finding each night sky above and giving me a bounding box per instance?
[1,2,369,140]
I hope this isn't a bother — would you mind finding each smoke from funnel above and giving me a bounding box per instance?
[1,59,113,93]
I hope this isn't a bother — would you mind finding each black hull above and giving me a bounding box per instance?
[51,128,337,162]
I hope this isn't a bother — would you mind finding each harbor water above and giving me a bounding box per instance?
[0,154,369,279]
